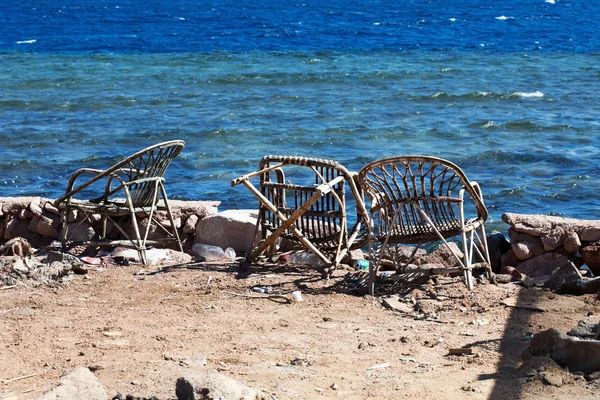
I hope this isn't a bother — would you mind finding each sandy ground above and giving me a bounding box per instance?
[1,260,600,400]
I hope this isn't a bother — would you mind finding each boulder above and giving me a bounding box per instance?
[515,252,576,278]
[195,210,258,254]
[175,371,266,400]
[40,367,107,400]
[486,231,511,273]
[523,328,600,375]
[414,241,463,268]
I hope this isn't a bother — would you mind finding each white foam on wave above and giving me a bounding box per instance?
[16,39,37,44]
[449,18,457,22]
[514,91,544,98]
[545,0,555,4]
[495,16,513,21]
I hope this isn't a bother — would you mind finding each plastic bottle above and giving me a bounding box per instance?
[285,252,323,267]
[191,244,226,261]
[191,244,237,262]
[224,247,237,261]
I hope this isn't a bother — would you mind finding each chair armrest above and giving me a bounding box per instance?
[55,168,119,207]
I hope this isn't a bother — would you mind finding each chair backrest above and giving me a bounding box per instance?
[258,155,369,250]
[56,140,185,208]
[357,156,487,242]
[114,140,185,207]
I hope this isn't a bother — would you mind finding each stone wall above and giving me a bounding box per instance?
[501,213,600,277]
[0,197,220,251]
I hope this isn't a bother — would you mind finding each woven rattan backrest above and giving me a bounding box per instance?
[358,156,487,241]
[110,140,185,207]
[258,155,368,249]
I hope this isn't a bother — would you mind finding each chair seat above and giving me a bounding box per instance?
[373,218,485,244]
[63,199,158,216]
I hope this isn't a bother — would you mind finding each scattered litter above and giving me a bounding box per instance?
[367,362,390,370]
[471,318,490,326]
[290,290,304,302]
[251,286,272,294]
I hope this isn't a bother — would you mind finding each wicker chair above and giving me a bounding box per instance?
[357,156,492,295]
[54,140,185,264]
[231,155,369,277]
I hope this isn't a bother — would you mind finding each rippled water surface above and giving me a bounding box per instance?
[1,1,599,230]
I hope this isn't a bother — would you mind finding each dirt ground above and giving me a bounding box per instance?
[1,259,600,400]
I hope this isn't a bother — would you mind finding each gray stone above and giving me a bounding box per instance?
[40,367,107,400]
[568,320,599,339]
[195,210,258,254]
[34,214,61,238]
[541,371,564,387]
[543,262,581,290]
[381,296,415,314]
[524,328,600,375]
[175,371,266,400]
[512,241,545,261]
[515,252,575,278]
[414,242,463,268]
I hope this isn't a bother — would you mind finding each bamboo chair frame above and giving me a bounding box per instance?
[357,156,492,295]
[54,140,185,264]
[231,155,369,277]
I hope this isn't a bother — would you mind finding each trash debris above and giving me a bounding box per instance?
[251,286,272,294]
[367,362,390,370]
[290,290,304,302]
[191,244,235,262]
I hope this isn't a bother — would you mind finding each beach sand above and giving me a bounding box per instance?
[1,260,599,399]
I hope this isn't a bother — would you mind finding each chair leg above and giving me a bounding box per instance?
[461,230,473,291]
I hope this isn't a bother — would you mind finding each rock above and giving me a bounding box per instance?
[175,372,266,400]
[500,249,520,270]
[563,231,582,254]
[34,214,61,238]
[523,328,600,374]
[543,262,581,290]
[579,244,600,276]
[541,231,565,252]
[183,214,199,234]
[0,237,34,256]
[568,320,599,339]
[4,217,33,241]
[28,199,43,217]
[40,367,107,400]
[168,199,220,220]
[512,241,545,261]
[515,252,576,278]
[541,371,564,387]
[62,221,95,242]
[486,231,511,273]
[559,277,600,295]
[381,296,415,314]
[195,210,258,254]
[415,242,463,268]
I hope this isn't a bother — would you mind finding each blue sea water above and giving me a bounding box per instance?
[1,0,600,231]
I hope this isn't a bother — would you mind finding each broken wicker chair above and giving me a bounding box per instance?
[357,155,492,295]
[54,140,185,265]
[231,155,369,277]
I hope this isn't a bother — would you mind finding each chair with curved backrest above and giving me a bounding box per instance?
[357,156,492,295]
[231,155,369,277]
[54,140,185,265]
